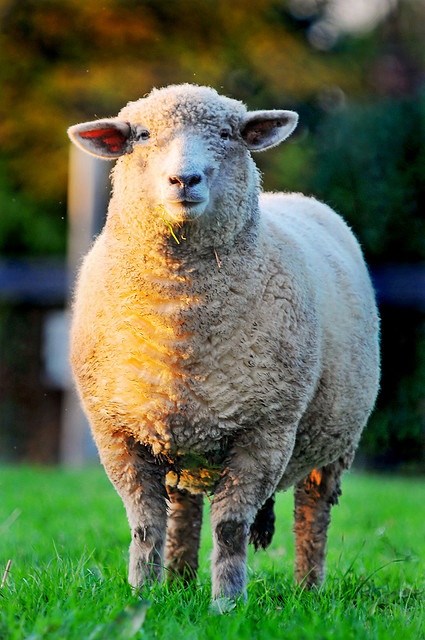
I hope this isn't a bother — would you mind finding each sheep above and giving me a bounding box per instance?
[67,83,380,602]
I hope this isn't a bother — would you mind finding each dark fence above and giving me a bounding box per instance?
[1,257,424,464]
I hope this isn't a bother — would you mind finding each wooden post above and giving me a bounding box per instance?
[60,145,111,465]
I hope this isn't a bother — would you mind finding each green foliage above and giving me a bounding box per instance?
[362,310,425,468]
[0,467,423,639]
[0,167,66,255]
[309,95,425,261]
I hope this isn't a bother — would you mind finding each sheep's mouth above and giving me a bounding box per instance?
[164,198,208,221]
[169,198,205,206]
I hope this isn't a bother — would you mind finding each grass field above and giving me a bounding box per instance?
[0,466,423,639]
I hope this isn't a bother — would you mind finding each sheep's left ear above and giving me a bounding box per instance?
[241,110,298,151]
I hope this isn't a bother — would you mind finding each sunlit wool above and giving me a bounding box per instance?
[68,84,380,601]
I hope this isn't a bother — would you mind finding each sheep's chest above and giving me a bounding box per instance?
[89,244,317,492]
[106,270,309,459]
[109,292,253,429]
[104,258,277,424]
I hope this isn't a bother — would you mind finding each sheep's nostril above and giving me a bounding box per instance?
[187,174,202,187]
[168,174,202,188]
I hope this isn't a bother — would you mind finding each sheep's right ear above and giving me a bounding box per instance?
[67,119,145,159]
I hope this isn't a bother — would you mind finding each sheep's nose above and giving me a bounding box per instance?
[168,173,203,188]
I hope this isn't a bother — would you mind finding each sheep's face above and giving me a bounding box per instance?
[68,84,298,224]
[139,127,236,223]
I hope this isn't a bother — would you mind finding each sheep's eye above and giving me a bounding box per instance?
[139,129,150,141]
[134,127,150,142]
[220,128,231,140]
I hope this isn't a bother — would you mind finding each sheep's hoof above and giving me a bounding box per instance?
[209,596,238,615]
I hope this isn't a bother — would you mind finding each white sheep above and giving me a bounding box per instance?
[68,84,380,601]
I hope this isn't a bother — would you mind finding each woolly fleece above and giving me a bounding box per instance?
[68,84,380,600]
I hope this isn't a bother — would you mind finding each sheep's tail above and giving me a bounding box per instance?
[249,495,276,551]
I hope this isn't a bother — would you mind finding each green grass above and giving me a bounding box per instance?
[0,467,424,639]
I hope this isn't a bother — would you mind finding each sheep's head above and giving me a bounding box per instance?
[68,84,298,225]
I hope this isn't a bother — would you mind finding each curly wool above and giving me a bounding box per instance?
[68,84,380,600]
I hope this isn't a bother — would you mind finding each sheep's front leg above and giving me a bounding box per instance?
[210,433,295,600]
[97,437,168,589]
[293,459,344,588]
[165,486,203,583]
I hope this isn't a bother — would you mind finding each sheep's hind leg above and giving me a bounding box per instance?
[293,459,344,588]
[249,495,276,551]
[165,486,203,583]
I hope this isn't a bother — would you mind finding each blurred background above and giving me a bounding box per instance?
[0,0,424,471]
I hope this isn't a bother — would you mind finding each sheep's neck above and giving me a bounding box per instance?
[104,198,264,344]
[107,188,260,257]
[105,209,263,333]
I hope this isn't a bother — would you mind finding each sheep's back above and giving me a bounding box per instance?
[260,192,378,337]
[259,192,380,485]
